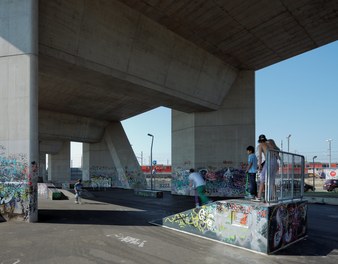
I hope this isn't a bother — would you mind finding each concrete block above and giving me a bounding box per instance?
[134,189,163,198]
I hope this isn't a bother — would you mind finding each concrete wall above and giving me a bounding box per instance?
[172,70,255,196]
[48,141,71,185]
[83,122,146,189]
[0,0,39,222]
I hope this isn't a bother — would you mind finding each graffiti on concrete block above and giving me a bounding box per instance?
[0,146,38,221]
[89,165,146,190]
[163,201,269,252]
[171,165,246,197]
[163,199,307,254]
[268,201,307,253]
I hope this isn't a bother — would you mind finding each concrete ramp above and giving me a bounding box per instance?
[159,199,308,254]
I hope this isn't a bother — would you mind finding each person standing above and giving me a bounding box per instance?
[245,145,258,198]
[188,168,210,207]
[253,134,279,202]
[74,179,83,204]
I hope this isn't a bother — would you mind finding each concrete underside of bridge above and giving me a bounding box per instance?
[0,0,337,221]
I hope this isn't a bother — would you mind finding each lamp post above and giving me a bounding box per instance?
[313,155,317,191]
[286,134,291,152]
[147,133,154,190]
[326,139,332,168]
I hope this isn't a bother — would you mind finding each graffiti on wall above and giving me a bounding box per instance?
[0,146,38,221]
[163,200,307,254]
[268,201,307,253]
[90,165,146,189]
[171,165,246,197]
[163,201,269,252]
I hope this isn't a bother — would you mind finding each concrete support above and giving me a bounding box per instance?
[82,122,146,189]
[48,141,71,186]
[0,0,38,222]
[172,70,255,196]
[82,141,116,182]
[104,122,146,189]
[39,153,47,183]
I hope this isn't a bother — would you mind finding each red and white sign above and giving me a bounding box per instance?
[323,169,338,179]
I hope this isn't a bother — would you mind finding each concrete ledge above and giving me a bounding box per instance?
[48,188,68,200]
[134,189,163,198]
[305,196,338,205]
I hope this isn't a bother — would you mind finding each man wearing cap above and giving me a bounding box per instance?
[253,134,280,202]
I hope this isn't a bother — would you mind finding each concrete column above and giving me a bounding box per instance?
[39,153,47,182]
[82,141,116,183]
[104,122,146,189]
[48,141,71,186]
[0,0,38,222]
[82,122,146,189]
[172,70,255,196]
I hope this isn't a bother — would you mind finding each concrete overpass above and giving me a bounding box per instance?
[1,0,338,221]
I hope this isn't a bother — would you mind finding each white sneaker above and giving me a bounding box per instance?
[251,197,261,202]
[75,201,79,204]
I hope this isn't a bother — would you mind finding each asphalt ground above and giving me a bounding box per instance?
[1,189,338,264]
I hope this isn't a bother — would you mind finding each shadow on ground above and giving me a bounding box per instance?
[38,188,338,257]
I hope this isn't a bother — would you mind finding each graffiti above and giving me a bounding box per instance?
[89,165,146,189]
[163,199,307,254]
[164,205,216,233]
[90,176,112,190]
[109,233,147,248]
[268,201,307,252]
[0,146,38,221]
[164,201,269,252]
[171,166,246,197]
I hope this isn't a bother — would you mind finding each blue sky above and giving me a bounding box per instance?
[72,41,338,166]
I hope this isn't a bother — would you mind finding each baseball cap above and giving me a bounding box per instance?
[258,134,267,143]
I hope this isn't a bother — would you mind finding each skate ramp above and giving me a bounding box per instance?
[160,199,308,254]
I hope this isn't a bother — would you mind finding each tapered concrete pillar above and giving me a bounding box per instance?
[0,0,38,222]
[82,141,116,182]
[83,122,146,189]
[172,70,255,196]
[39,153,47,182]
[48,141,71,186]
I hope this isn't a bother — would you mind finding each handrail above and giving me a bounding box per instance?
[265,150,305,203]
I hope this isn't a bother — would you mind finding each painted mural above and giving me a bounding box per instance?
[268,201,307,253]
[163,200,307,254]
[171,166,246,197]
[163,201,269,252]
[0,146,38,221]
[90,165,146,189]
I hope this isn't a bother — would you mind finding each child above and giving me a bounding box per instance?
[245,146,258,198]
[74,179,83,204]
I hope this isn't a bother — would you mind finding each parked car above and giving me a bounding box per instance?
[304,183,314,192]
[323,179,338,192]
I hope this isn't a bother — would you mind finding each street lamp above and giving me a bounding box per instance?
[147,133,154,190]
[312,155,317,191]
[326,139,332,168]
[286,134,291,152]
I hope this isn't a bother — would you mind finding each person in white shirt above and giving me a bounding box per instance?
[188,168,210,207]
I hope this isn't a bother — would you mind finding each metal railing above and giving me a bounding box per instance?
[265,150,305,203]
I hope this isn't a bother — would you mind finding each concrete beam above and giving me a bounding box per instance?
[38,0,238,121]
[39,110,109,143]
